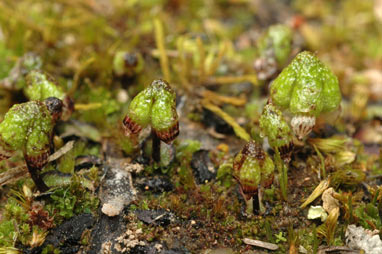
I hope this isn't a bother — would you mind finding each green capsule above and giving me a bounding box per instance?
[25,70,74,121]
[123,86,154,134]
[259,102,293,162]
[122,79,179,143]
[0,98,63,191]
[270,51,341,139]
[233,141,274,200]
[25,70,65,100]
[150,80,179,143]
[113,51,143,77]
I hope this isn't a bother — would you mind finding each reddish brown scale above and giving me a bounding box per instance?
[240,184,259,200]
[25,150,50,169]
[154,121,179,144]
[62,96,75,120]
[122,115,142,134]
[279,142,294,163]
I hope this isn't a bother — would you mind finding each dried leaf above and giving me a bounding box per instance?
[300,179,330,209]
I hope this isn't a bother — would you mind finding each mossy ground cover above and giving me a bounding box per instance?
[1,0,382,253]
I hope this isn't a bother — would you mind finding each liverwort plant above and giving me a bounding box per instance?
[259,101,294,163]
[270,51,341,140]
[122,79,179,162]
[233,140,274,214]
[113,51,143,78]
[0,97,63,192]
[25,70,74,121]
[259,101,293,200]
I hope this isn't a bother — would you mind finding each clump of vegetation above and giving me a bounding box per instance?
[270,51,341,139]
[122,79,179,162]
[0,97,63,191]
[233,140,274,214]
[0,0,381,253]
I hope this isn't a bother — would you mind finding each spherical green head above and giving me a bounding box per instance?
[270,51,341,116]
[260,102,293,149]
[259,102,293,161]
[233,141,274,199]
[258,24,293,67]
[123,79,179,143]
[24,70,66,101]
[113,51,141,77]
[0,101,55,166]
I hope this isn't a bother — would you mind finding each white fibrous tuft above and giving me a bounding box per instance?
[291,115,316,140]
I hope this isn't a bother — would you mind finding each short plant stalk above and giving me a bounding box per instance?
[275,148,288,201]
[152,131,161,163]
[26,164,48,192]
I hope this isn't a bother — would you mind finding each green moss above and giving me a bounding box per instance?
[45,174,99,223]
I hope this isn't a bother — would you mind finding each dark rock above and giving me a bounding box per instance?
[135,176,174,193]
[88,213,127,254]
[43,213,94,252]
[135,209,176,227]
[201,108,234,134]
[190,150,216,184]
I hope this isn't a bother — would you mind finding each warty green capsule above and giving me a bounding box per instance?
[259,102,293,163]
[25,70,74,121]
[122,79,179,144]
[270,51,341,139]
[232,141,274,200]
[0,97,63,191]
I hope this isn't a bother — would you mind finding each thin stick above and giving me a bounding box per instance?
[154,19,171,82]
[196,36,206,83]
[201,100,250,141]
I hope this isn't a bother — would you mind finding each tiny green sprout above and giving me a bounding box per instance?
[259,101,294,163]
[270,51,341,139]
[25,70,74,121]
[232,140,274,201]
[255,24,293,80]
[122,79,179,162]
[113,51,143,77]
[0,97,63,192]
